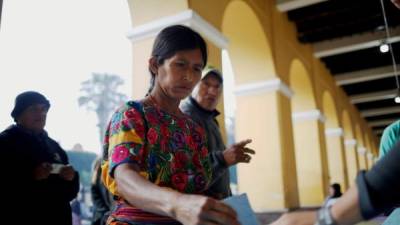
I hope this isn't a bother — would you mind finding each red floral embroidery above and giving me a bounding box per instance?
[160,125,170,138]
[200,146,208,158]
[160,139,168,152]
[103,132,110,145]
[114,122,121,132]
[112,145,129,163]
[177,119,186,130]
[105,102,212,200]
[194,173,206,191]
[192,131,202,146]
[134,122,145,139]
[121,119,132,130]
[185,135,196,150]
[124,108,141,121]
[172,151,188,171]
[147,128,158,145]
[172,172,188,192]
[147,111,158,125]
[192,152,202,169]
[138,145,146,161]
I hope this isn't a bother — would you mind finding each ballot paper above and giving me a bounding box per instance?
[382,208,400,225]
[223,193,260,225]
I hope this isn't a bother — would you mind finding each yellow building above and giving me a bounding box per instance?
[126,0,381,211]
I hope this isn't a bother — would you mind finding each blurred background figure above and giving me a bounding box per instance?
[0,91,80,225]
[323,183,342,207]
[91,157,113,225]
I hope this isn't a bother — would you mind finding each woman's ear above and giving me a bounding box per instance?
[149,57,158,75]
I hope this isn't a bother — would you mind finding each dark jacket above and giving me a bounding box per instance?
[180,97,231,199]
[357,139,400,219]
[0,125,80,225]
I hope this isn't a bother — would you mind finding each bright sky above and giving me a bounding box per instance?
[0,0,132,155]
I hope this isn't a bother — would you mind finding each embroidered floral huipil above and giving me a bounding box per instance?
[101,101,211,225]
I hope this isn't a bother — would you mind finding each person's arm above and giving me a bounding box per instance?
[392,0,400,9]
[330,185,362,224]
[357,140,400,219]
[269,186,362,225]
[271,140,400,225]
[114,163,239,225]
[321,140,400,223]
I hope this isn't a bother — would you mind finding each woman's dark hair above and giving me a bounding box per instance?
[331,183,342,198]
[146,25,208,95]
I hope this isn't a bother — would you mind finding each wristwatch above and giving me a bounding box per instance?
[315,206,338,225]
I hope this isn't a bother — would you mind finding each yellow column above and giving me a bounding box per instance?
[235,80,299,210]
[357,146,367,170]
[344,139,359,184]
[127,0,191,99]
[325,128,348,190]
[292,110,329,206]
[367,152,374,170]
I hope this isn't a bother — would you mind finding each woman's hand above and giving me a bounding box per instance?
[173,194,240,225]
[33,162,52,180]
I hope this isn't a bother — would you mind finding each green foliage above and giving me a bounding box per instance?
[67,151,98,187]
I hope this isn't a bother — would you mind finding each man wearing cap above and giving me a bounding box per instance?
[180,67,255,200]
[0,91,79,225]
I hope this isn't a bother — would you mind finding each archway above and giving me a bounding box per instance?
[222,0,298,210]
[355,124,366,170]
[342,111,358,184]
[322,91,348,189]
[289,59,326,206]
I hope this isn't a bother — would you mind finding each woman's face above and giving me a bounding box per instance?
[154,48,204,100]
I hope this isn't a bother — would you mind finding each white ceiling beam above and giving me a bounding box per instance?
[335,65,399,86]
[350,89,397,104]
[361,106,400,117]
[313,27,400,58]
[276,0,328,12]
[368,119,397,127]
[126,10,229,49]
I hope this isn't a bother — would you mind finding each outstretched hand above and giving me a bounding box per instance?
[223,139,255,167]
[174,194,240,225]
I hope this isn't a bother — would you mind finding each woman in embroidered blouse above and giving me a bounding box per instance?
[101,25,240,225]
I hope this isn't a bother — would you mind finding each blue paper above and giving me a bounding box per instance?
[223,193,260,225]
[382,208,400,225]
